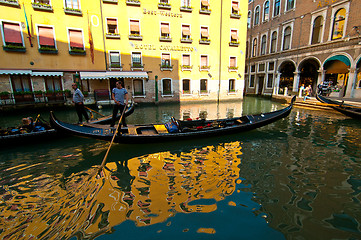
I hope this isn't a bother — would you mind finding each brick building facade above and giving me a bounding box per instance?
[246,0,361,99]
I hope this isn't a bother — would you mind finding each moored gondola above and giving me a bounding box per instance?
[50,96,296,144]
[316,94,361,120]
[0,102,135,147]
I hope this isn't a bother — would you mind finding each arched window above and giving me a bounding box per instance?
[263,1,269,21]
[283,26,291,50]
[254,6,260,26]
[286,0,294,11]
[247,11,252,28]
[252,38,257,57]
[274,0,280,17]
[332,8,346,40]
[311,16,323,44]
[261,35,267,55]
[270,31,277,53]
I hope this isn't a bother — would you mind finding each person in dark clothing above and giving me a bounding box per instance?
[72,83,89,124]
[110,81,129,128]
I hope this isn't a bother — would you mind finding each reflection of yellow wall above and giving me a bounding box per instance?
[0,142,243,239]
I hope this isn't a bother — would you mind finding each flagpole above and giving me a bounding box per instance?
[23,3,33,47]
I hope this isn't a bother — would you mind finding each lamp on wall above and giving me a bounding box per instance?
[208,73,212,78]
[238,73,242,78]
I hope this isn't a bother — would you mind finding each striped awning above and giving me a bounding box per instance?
[80,72,108,80]
[32,72,63,76]
[0,70,32,75]
[107,71,148,78]
[80,71,148,79]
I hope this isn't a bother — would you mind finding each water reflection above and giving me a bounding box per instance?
[0,142,244,239]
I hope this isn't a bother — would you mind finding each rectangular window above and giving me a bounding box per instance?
[200,26,209,40]
[201,0,209,10]
[249,75,255,88]
[200,79,208,92]
[259,63,265,72]
[182,79,191,93]
[182,24,191,39]
[268,62,274,71]
[232,1,239,14]
[131,52,142,67]
[230,29,238,42]
[162,79,172,95]
[65,0,79,9]
[229,79,236,92]
[68,29,84,50]
[130,20,140,35]
[267,74,273,88]
[230,57,237,67]
[181,0,191,7]
[109,51,121,68]
[160,22,170,38]
[38,26,55,47]
[11,75,32,92]
[161,53,171,66]
[200,55,208,67]
[133,79,144,96]
[2,22,23,46]
[107,18,118,34]
[45,76,62,91]
[251,65,256,72]
[183,54,190,66]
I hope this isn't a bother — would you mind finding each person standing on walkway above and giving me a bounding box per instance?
[110,81,129,128]
[303,85,312,102]
[72,83,89,124]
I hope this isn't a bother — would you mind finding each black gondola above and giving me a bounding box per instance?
[0,102,135,147]
[50,96,296,144]
[316,94,361,120]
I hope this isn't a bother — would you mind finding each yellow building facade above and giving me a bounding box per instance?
[0,0,248,105]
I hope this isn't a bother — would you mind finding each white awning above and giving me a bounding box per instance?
[32,72,63,76]
[80,72,108,80]
[80,71,148,79]
[0,70,32,75]
[106,71,148,79]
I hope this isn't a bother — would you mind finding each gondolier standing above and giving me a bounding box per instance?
[72,83,89,124]
[110,81,129,128]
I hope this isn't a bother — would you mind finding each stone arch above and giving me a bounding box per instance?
[298,57,321,90]
[277,60,296,93]
[356,56,361,89]
[323,53,352,97]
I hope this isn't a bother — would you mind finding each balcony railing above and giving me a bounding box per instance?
[129,34,143,40]
[106,33,121,39]
[158,2,171,9]
[126,0,140,5]
[32,2,53,11]
[180,6,192,12]
[160,64,173,71]
[0,0,19,7]
[199,65,210,71]
[199,39,211,45]
[64,7,82,15]
[181,65,192,71]
[0,92,71,106]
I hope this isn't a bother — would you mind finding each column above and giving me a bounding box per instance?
[345,67,357,98]
[273,72,281,95]
[317,69,325,85]
[293,71,300,92]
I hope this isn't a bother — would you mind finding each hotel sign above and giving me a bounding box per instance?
[143,8,183,18]
[133,43,194,52]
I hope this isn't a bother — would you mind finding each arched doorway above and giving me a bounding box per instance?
[278,61,295,94]
[323,55,351,97]
[299,59,319,91]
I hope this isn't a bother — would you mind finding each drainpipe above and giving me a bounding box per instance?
[155,75,158,103]
[99,0,107,70]
[217,0,223,104]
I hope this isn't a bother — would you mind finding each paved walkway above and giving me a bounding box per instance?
[271,95,361,111]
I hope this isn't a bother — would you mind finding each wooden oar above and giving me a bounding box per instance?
[98,105,127,174]
[85,106,105,117]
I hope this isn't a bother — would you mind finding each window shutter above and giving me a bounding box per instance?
[38,26,55,46]
[3,22,22,44]
[69,30,83,48]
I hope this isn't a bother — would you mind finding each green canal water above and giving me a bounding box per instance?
[0,97,360,240]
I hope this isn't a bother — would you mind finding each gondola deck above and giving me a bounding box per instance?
[50,96,296,144]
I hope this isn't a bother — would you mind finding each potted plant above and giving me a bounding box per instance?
[0,91,10,100]
[33,90,43,97]
[64,89,71,97]
[45,90,54,97]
